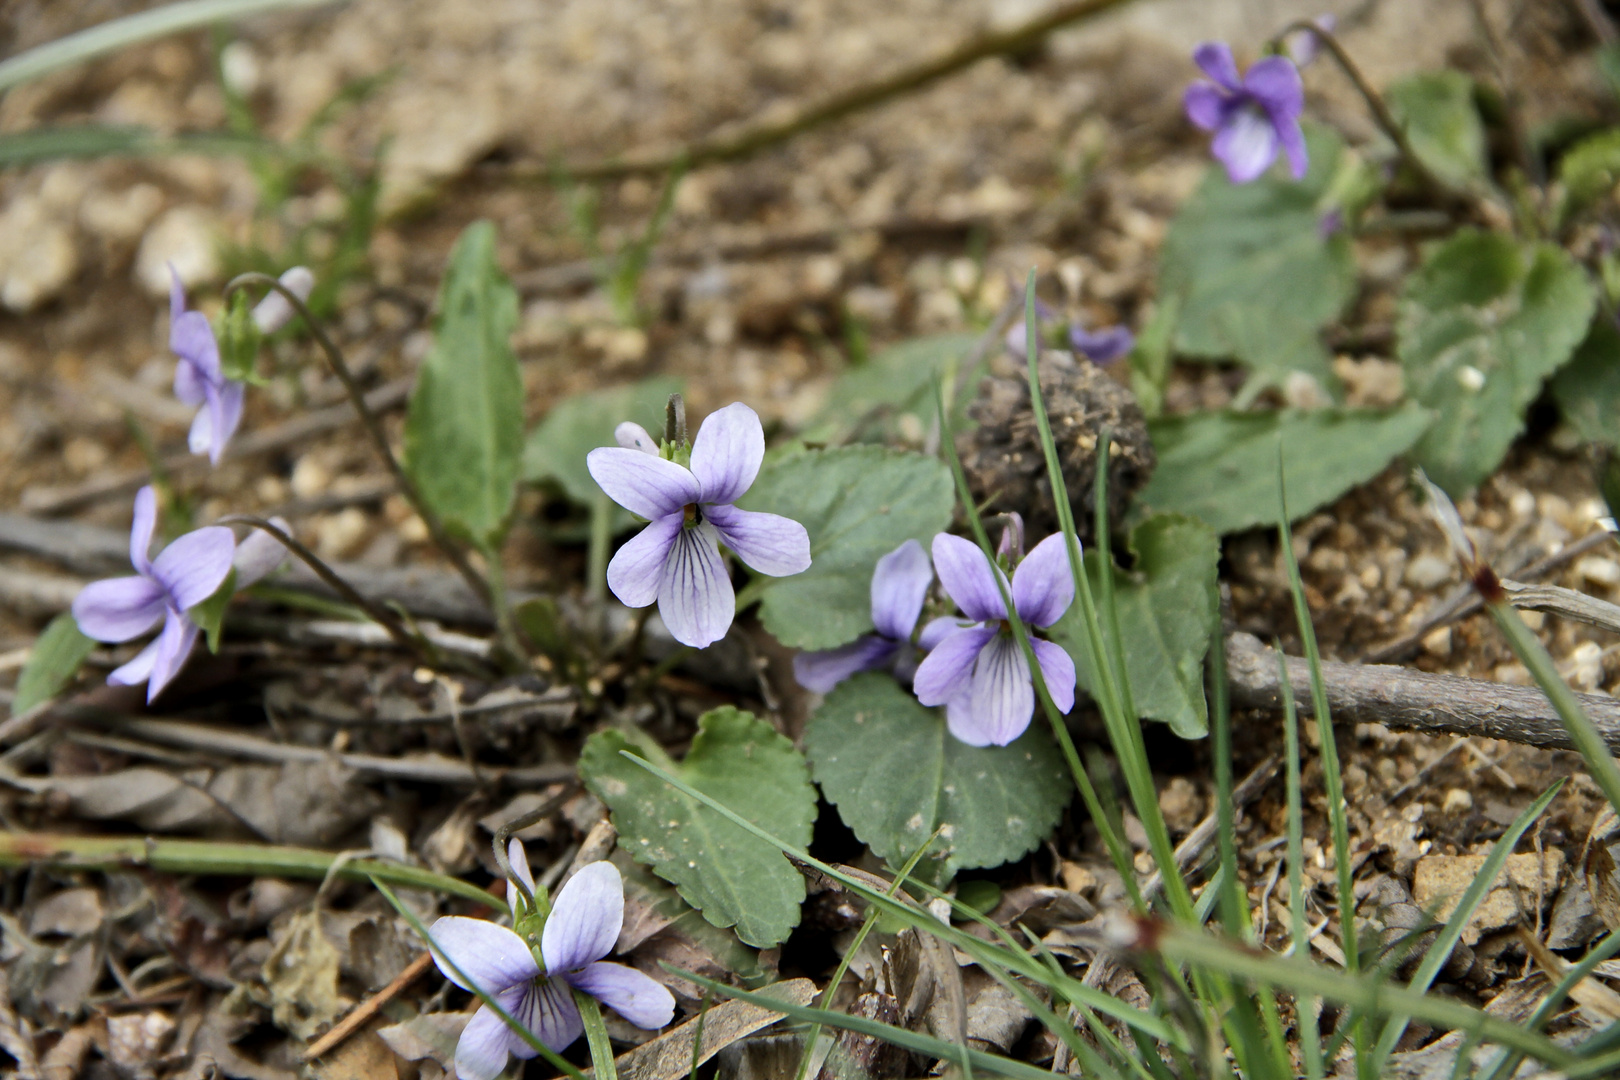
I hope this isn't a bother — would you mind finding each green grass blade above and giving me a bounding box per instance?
[1278,646,1325,1080]
[1478,930,1620,1080]
[0,0,342,95]
[0,126,296,169]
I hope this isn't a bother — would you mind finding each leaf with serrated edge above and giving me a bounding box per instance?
[521,375,684,505]
[1386,71,1487,191]
[1136,405,1434,535]
[580,707,816,948]
[403,220,523,546]
[14,612,95,716]
[738,447,954,650]
[1552,316,1620,447]
[805,674,1070,876]
[1054,514,1218,738]
[1399,231,1595,494]
[1159,125,1353,392]
[803,333,979,444]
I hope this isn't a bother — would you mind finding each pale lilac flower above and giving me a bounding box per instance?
[794,539,933,692]
[71,486,235,702]
[427,857,674,1080]
[1068,322,1134,365]
[1283,14,1336,69]
[1183,42,1307,184]
[232,517,291,586]
[251,266,315,333]
[587,403,811,649]
[170,267,245,464]
[912,529,1077,747]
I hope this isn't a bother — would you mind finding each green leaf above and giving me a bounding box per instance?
[802,334,980,445]
[737,447,955,649]
[1399,230,1596,494]
[13,613,96,716]
[1386,71,1488,191]
[1558,128,1620,222]
[1159,125,1354,393]
[578,707,816,948]
[1054,514,1218,738]
[217,293,262,383]
[804,674,1071,877]
[1552,315,1620,446]
[1136,405,1434,534]
[189,568,238,653]
[520,375,682,528]
[404,220,523,546]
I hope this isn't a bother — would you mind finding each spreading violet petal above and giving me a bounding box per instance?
[1183,81,1228,131]
[587,448,701,520]
[506,838,536,899]
[607,512,684,608]
[945,694,994,748]
[455,1004,518,1080]
[1192,41,1241,90]
[1069,324,1135,365]
[524,977,584,1053]
[567,962,676,1029]
[144,613,200,703]
[615,421,659,454]
[702,503,811,577]
[869,538,932,641]
[931,533,1009,623]
[912,623,997,707]
[107,638,160,688]
[966,634,1036,746]
[425,917,540,996]
[1011,532,1076,629]
[657,522,735,649]
[72,577,165,643]
[232,519,290,588]
[542,861,624,974]
[130,486,158,576]
[1243,56,1304,119]
[917,615,967,653]
[1029,638,1077,714]
[1276,114,1310,180]
[1213,106,1281,184]
[688,402,765,505]
[151,526,237,611]
[792,634,900,693]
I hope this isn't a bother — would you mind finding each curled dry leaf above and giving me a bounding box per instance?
[262,909,351,1042]
[1584,804,1620,931]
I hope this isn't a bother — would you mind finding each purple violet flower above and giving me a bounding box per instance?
[1068,322,1135,365]
[912,527,1077,747]
[587,403,811,649]
[170,267,246,464]
[793,539,933,693]
[1183,42,1307,185]
[70,486,235,702]
[251,266,315,334]
[1283,14,1336,69]
[427,856,675,1080]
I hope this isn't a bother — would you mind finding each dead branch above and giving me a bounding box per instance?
[1226,631,1620,753]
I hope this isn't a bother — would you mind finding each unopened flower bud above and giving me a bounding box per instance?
[252,266,315,333]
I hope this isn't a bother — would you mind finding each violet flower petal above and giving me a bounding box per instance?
[657,522,734,649]
[1213,106,1280,184]
[455,1004,518,1080]
[1243,56,1304,119]
[702,503,811,577]
[174,357,208,407]
[995,513,1024,563]
[107,638,160,688]
[587,448,701,520]
[130,486,157,576]
[72,576,165,642]
[1069,324,1135,364]
[869,538,932,641]
[209,380,246,464]
[917,615,967,652]
[171,311,221,385]
[1183,82,1229,131]
[1275,113,1309,180]
[931,534,1008,623]
[1011,532,1075,629]
[615,421,659,454]
[944,694,994,747]
[507,838,536,898]
[689,402,764,505]
[1192,41,1242,90]
[151,526,236,611]
[607,513,684,608]
[912,624,997,707]
[792,634,899,693]
[1030,638,1077,714]
[965,634,1035,746]
[568,961,676,1029]
[524,977,585,1053]
[144,612,199,702]
[232,520,289,588]
[541,861,623,974]
[425,916,540,995]
[251,266,315,334]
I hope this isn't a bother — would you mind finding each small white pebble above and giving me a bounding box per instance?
[1578,556,1620,586]
[1442,788,1473,814]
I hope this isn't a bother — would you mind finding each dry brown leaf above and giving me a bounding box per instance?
[592,978,815,1080]
[106,1011,177,1074]
[1410,850,1565,945]
[376,1012,468,1071]
[39,1019,98,1080]
[310,1025,400,1080]
[263,908,352,1041]
[1519,927,1620,1024]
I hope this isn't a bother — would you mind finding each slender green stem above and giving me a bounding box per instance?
[1280,648,1325,1080]
[577,992,618,1080]
[588,491,613,607]
[0,831,492,904]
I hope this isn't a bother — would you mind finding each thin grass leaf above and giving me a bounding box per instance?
[0,126,298,169]
[0,0,342,94]
[1372,780,1563,1069]
[371,876,589,1080]
[1478,931,1620,1080]
[1279,646,1326,1080]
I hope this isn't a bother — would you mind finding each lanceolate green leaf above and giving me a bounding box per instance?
[1158,125,1353,393]
[579,707,816,948]
[804,674,1071,876]
[1054,513,1218,738]
[12,613,96,716]
[738,447,954,650]
[404,220,524,546]
[1135,405,1433,534]
[1399,231,1595,494]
